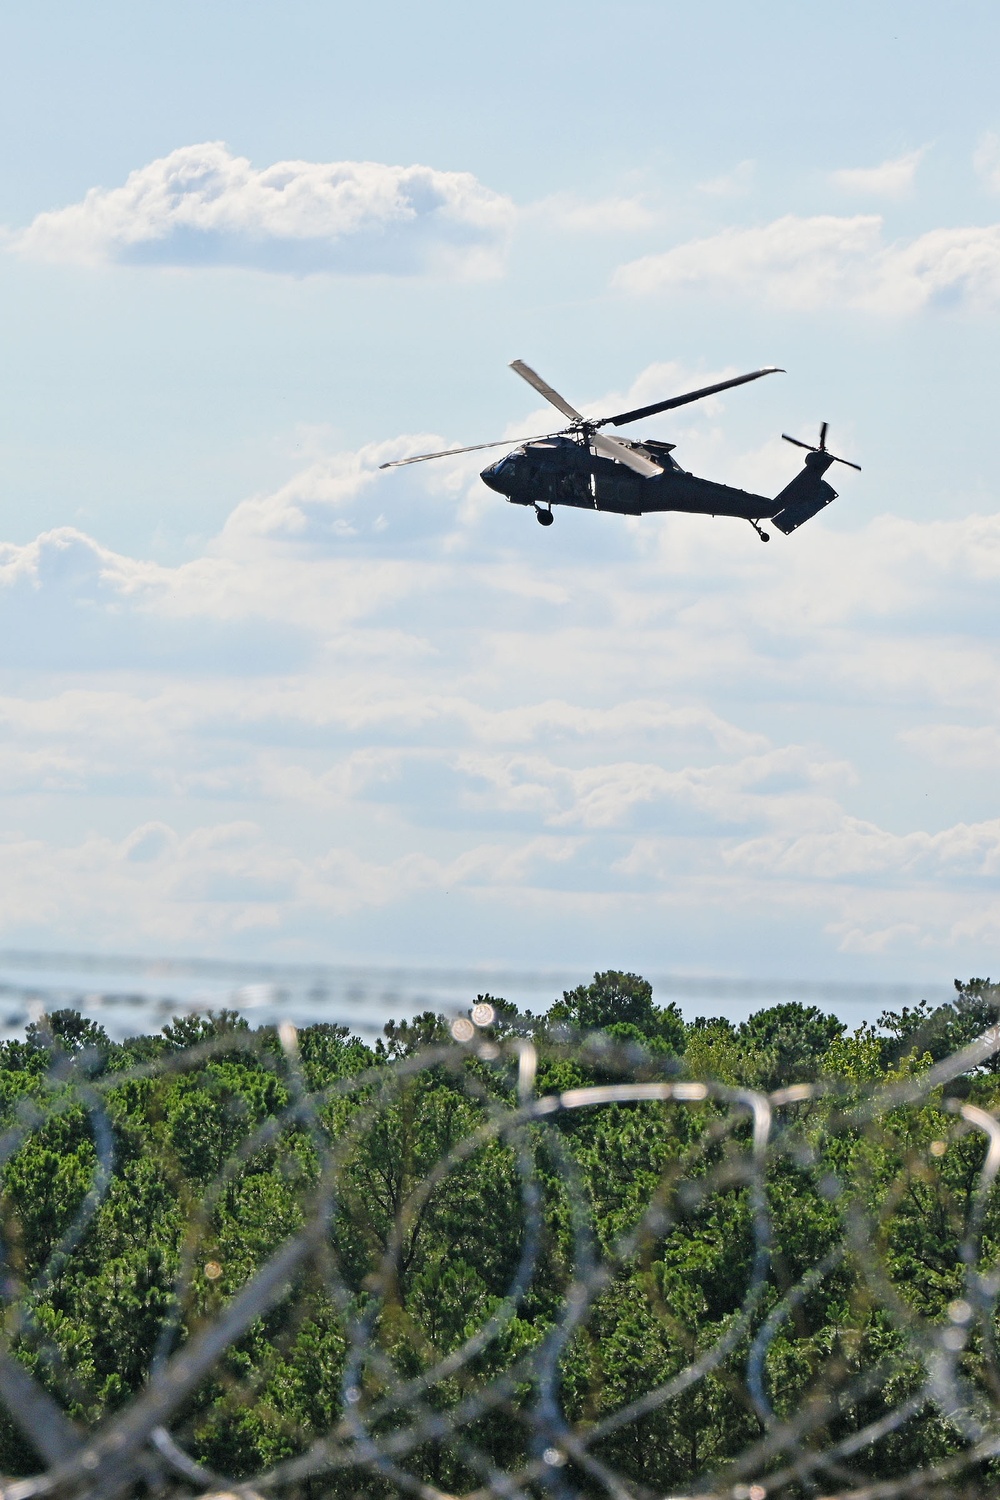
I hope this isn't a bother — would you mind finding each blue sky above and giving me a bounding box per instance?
[0,1,999,995]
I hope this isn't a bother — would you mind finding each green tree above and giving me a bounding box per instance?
[549,970,685,1051]
[0,988,992,1494]
[738,1002,844,1089]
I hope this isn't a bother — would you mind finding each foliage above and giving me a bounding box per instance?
[0,980,995,1498]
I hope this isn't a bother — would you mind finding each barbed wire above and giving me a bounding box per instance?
[0,993,995,1500]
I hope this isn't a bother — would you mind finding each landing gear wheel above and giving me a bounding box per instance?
[535,507,554,526]
[759,530,770,542]
[749,519,770,543]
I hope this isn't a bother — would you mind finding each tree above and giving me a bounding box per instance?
[25,1010,112,1057]
[878,980,1000,1071]
[738,1002,844,1089]
[548,971,685,1051]
[950,977,1000,1069]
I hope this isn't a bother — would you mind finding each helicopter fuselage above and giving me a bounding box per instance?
[480,434,837,529]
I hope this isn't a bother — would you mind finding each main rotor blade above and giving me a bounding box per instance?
[605,367,785,428]
[592,431,663,477]
[509,360,584,423]
[819,420,829,450]
[781,433,814,450]
[379,433,557,470]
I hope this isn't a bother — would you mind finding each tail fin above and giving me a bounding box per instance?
[770,452,837,536]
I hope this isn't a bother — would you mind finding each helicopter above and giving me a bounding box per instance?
[380,360,859,541]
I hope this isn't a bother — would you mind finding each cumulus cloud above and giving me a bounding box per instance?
[9,142,515,277]
[453,744,853,832]
[830,148,927,197]
[0,819,429,940]
[1,381,999,972]
[613,213,1000,313]
[727,815,1000,881]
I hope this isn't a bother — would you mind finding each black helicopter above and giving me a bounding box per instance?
[380,360,859,541]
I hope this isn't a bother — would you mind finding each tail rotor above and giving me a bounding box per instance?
[781,422,860,471]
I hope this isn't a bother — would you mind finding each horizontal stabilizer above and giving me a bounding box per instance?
[771,490,834,535]
[770,464,837,535]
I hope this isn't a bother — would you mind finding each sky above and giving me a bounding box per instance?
[0,0,999,1002]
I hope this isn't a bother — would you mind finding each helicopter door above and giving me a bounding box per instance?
[593,469,642,515]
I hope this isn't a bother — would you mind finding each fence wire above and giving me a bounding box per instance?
[0,994,995,1500]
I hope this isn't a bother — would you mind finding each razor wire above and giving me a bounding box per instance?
[0,999,995,1499]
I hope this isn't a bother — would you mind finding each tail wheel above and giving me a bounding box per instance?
[535,507,554,526]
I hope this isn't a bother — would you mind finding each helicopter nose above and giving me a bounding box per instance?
[480,460,506,493]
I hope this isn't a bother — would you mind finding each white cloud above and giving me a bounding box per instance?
[1,380,1000,972]
[613,213,1000,313]
[0,820,408,937]
[453,744,853,832]
[9,142,515,278]
[830,148,927,198]
[826,882,1000,955]
[0,813,587,945]
[726,815,1000,880]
